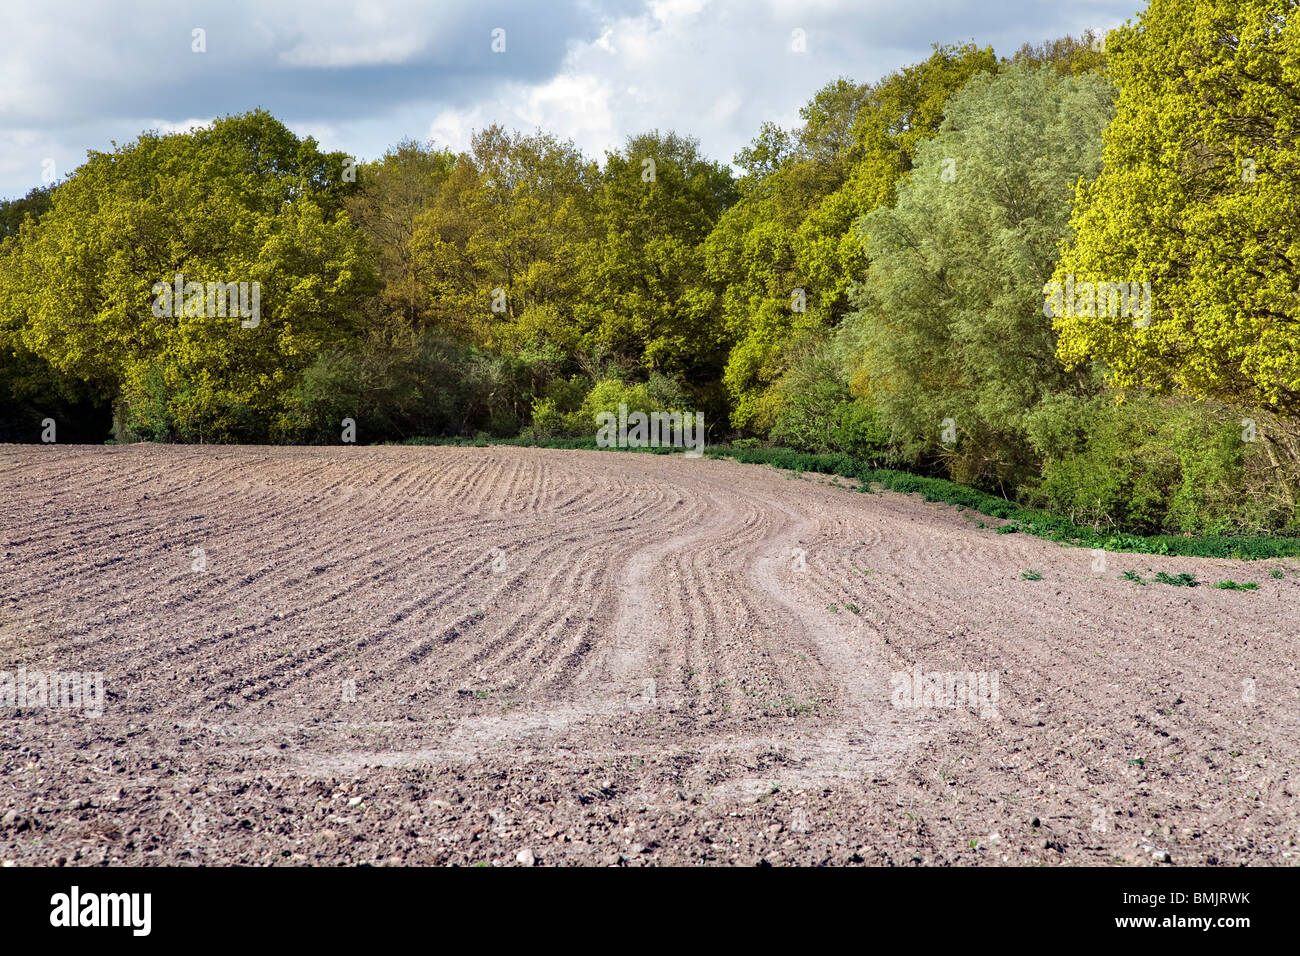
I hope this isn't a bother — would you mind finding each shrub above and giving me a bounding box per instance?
[528,398,568,439]
[1024,393,1278,534]
[767,374,891,464]
[573,378,660,436]
[287,330,496,443]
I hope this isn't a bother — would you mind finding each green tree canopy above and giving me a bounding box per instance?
[1053,0,1300,418]
[706,44,999,431]
[0,110,374,441]
[410,125,597,351]
[841,64,1116,486]
[576,130,737,382]
[344,140,456,332]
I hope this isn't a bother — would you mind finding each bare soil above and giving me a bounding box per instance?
[1,444,1297,866]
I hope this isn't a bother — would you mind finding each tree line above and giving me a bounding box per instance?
[3,0,1298,535]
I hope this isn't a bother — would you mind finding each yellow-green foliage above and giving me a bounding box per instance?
[1053,0,1300,416]
[0,111,375,442]
[410,126,597,351]
[575,131,737,380]
[533,379,646,439]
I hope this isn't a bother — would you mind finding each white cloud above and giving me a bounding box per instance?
[0,0,1145,197]
[431,72,615,154]
[421,0,1140,169]
[422,0,848,164]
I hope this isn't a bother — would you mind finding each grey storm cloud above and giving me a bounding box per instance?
[0,0,1144,199]
[3,0,629,127]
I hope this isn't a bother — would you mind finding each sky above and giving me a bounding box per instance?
[0,0,1146,200]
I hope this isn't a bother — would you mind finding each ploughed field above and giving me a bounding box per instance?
[1,444,1297,865]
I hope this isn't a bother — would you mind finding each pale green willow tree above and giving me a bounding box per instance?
[706,45,999,433]
[840,64,1115,488]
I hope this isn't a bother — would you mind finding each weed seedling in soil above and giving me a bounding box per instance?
[1154,571,1198,587]
[1214,580,1259,591]
[1122,570,1146,585]
[1021,570,1042,581]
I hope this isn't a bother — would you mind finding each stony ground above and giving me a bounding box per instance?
[1,444,1297,866]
